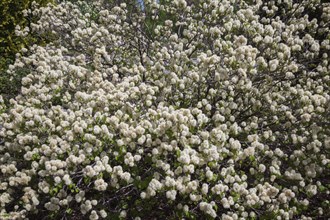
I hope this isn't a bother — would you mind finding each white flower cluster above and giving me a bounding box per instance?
[0,0,329,219]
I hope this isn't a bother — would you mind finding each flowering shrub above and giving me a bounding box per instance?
[1,0,330,219]
[0,0,56,101]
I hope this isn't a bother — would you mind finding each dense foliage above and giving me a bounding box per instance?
[0,0,329,219]
[0,0,56,100]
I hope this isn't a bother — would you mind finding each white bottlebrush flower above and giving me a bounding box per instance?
[269,59,279,71]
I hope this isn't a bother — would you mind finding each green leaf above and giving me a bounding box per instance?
[66,208,72,214]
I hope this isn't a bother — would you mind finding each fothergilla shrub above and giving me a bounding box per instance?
[0,0,57,101]
[0,0,329,219]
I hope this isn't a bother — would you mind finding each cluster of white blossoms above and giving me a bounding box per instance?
[0,0,329,219]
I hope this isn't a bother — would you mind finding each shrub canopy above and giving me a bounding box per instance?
[0,0,55,101]
[0,0,329,219]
